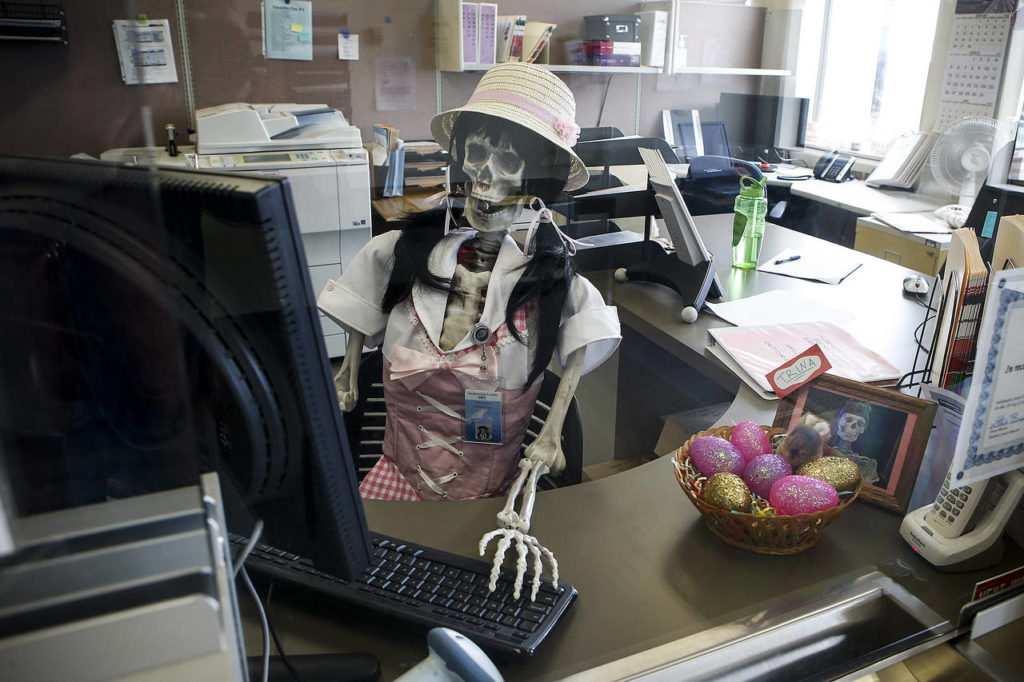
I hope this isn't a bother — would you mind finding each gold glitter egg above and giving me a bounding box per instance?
[703,472,752,512]
[797,456,861,492]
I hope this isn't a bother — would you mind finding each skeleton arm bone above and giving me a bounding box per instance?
[523,348,584,475]
[332,331,365,412]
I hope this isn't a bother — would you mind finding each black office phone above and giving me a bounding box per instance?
[813,150,855,182]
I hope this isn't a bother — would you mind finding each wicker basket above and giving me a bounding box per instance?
[672,425,862,555]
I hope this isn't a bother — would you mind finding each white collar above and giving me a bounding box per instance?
[413,231,529,353]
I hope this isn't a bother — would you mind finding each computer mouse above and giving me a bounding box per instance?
[903,275,929,296]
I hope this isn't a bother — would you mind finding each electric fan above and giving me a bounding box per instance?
[929,116,1013,207]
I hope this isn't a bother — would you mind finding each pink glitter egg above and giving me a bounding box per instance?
[730,421,773,464]
[743,454,792,499]
[769,475,839,515]
[689,436,745,477]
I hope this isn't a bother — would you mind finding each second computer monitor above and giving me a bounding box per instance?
[717,92,809,161]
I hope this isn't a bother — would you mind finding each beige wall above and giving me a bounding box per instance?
[0,0,767,158]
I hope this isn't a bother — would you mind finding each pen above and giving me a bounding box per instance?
[774,255,801,265]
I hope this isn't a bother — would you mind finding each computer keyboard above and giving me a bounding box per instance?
[229,532,578,657]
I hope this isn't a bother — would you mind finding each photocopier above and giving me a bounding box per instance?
[103,103,373,357]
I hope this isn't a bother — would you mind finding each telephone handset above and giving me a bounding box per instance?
[813,150,855,183]
[900,464,1024,571]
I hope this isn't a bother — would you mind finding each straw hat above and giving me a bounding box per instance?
[430,62,589,191]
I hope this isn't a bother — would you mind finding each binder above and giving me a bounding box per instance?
[927,228,989,393]
[464,3,497,68]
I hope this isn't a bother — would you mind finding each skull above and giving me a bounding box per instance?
[461,130,528,233]
[836,412,867,443]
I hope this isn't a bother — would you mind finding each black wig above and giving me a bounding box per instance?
[381,111,575,385]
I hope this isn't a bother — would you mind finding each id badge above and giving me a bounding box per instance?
[465,389,503,444]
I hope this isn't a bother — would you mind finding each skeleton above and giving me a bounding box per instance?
[832,401,878,485]
[331,126,581,600]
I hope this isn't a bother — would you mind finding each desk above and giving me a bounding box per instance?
[247,217,1023,680]
[770,178,947,252]
[788,178,946,216]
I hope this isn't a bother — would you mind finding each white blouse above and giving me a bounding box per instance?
[317,229,621,387]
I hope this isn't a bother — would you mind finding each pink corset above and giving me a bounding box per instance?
[380,356,542,500]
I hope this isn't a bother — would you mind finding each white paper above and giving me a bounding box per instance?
[706,289,856,327]
[338,32,359,60]
[375,57,416,112]
[951,268,1024,488]
[756,248,863,285]
[264,0,313,61]
[111,20,179,85]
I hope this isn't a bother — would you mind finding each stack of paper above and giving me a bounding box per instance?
[871,212,952,235]
[927,228,989,394]
[866,132,937,190]
[706,321,901,400]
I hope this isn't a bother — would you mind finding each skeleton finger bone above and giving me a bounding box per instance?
[479,528,559,601]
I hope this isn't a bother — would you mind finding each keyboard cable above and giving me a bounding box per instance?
[234,520,270,682]
[264,581,304,682]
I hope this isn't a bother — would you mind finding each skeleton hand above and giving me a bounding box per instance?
[479,458,559,602]
[332,332,365,412]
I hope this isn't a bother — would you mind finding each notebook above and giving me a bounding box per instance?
[707,321,901,400]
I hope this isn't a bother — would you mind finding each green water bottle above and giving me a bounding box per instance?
[731,175,767,269]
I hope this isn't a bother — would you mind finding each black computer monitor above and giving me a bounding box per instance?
[662,110,732,161]
[0,154,371,580]
[717,92,810,161]
[677,122,731,162]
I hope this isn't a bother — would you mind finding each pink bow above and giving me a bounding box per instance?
[389,345,489,389]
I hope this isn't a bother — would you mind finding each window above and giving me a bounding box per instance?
[800,0,941,157]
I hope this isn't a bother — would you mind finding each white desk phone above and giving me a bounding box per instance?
[901,463,1024,572]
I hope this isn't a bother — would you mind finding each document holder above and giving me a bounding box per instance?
[625,251,719,311]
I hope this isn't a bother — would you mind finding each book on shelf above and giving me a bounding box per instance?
[497,15,527,62]
[372,123,400,153]
[706,321,901,400]
[523,21,555,64]
[927,228,989,394]
[866,132,937,190]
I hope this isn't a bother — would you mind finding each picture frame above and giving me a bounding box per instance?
[773,374,937,512]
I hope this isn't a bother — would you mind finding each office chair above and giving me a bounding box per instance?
[344,349,583,491]
[573,136,680,192]
[577,126,625,143]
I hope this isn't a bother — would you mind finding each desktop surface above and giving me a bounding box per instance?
[242,216,1023,680]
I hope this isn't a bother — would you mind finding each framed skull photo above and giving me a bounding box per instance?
[773,374,937,512]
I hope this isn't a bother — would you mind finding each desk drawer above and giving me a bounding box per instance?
[854,225,945,276]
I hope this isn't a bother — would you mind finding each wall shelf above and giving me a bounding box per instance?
[671,66,792,77]
[454,63,663,75]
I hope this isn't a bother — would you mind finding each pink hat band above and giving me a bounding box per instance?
[466,89,581,146]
